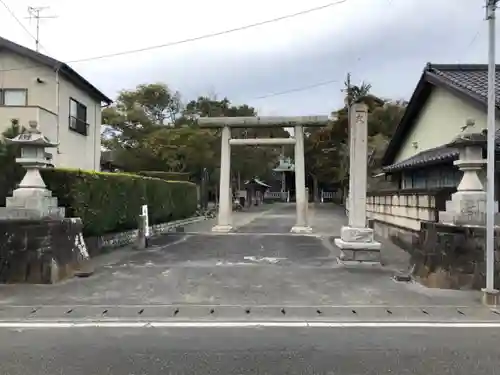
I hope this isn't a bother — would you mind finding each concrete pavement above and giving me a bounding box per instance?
[0,326,499,374]
[0,203,486,322]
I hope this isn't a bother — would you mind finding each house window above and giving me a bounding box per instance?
[1,89,27,106]
[69,98,88,136]
[402,173,413,189]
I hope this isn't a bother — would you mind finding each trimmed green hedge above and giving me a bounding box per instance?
[138,171,190,181]
[0,168,197,237]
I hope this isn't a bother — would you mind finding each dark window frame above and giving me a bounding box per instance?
[68,97,88,136]
[0,88,28,106]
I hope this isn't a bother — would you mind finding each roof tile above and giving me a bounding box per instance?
[429,64,500,107]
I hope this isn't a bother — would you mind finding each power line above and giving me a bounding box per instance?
[250,78,340,100]
[0,0,349,72]
[71,0,348,63]
[248,57,363,101]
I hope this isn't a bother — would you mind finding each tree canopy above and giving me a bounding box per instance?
[303,80,406,195]
[102,85,290,188]
[101,81,406,195]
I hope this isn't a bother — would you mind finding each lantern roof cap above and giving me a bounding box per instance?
[5,121,58,147]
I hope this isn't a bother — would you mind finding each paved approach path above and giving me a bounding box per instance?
[0,203,487,321]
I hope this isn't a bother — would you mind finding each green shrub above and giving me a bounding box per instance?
[138,171,190,181]
[0,168,197,237]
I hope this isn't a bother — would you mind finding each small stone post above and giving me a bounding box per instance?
[136,214,147,249]
[335,102,381,262]
[135,204,150,249]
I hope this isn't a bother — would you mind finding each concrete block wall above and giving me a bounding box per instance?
[364,188,455,252]
[366,193,438,231]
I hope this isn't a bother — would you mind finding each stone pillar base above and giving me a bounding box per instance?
[334,226,381,263]
[0,187,65,220]
[482,288,499,306]
[290,225,312,234]
[212,225,233,233]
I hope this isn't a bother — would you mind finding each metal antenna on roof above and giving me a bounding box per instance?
[26,6,58,52]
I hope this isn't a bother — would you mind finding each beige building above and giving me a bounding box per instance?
[0,37,112,171]
[381,63,500,190]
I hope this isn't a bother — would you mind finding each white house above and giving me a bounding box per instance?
[0,37,112,171]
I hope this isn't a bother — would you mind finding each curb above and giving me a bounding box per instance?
[87,215,209,254]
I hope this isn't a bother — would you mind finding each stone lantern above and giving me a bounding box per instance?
[439,129,494,226]
[0,121,65,219]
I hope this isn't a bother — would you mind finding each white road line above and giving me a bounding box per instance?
[1,321,500,328]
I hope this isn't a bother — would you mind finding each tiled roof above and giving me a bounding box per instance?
[429,64,500,108]
[383,129,500,173]
[244,178,271,188]
[382,146,458,172]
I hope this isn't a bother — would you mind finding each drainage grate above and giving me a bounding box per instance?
[5,305,500,322]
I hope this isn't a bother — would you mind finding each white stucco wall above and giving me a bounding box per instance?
[394,87,500,163]
[0,50,102,171]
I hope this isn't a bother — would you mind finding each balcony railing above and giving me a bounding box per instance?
[69,116,88,136]
[0,105,57,135]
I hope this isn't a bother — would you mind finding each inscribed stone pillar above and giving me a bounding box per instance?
[334,102,381,262]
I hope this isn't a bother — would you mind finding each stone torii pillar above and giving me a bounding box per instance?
[215,125,232,232]
[290,123,310,233]
[335,103,381,262]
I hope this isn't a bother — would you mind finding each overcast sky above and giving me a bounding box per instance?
[0,0,494,115]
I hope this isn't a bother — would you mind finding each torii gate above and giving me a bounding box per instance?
[198,116,329,233]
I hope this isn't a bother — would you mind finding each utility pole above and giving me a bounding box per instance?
[484,0,499,304]
[345,72,352,107]
[344,72,352,208]
[26,6,57,52]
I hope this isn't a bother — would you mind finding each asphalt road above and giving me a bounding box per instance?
[1,327,498,374]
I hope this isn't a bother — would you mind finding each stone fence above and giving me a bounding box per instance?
[365,187,500,290]
[366,188,456,252]
[414,221,500,289]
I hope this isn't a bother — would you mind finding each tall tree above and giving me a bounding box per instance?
[184,96,256,118]
[304,80,406,200]
[101,83,185,171]
[102,83,183,145]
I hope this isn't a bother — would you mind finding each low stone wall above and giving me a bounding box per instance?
[364,187,500,290]
[0,218,90,284]
[366,188,455,252]
[414,222,500,289]
[85,216,207,257]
